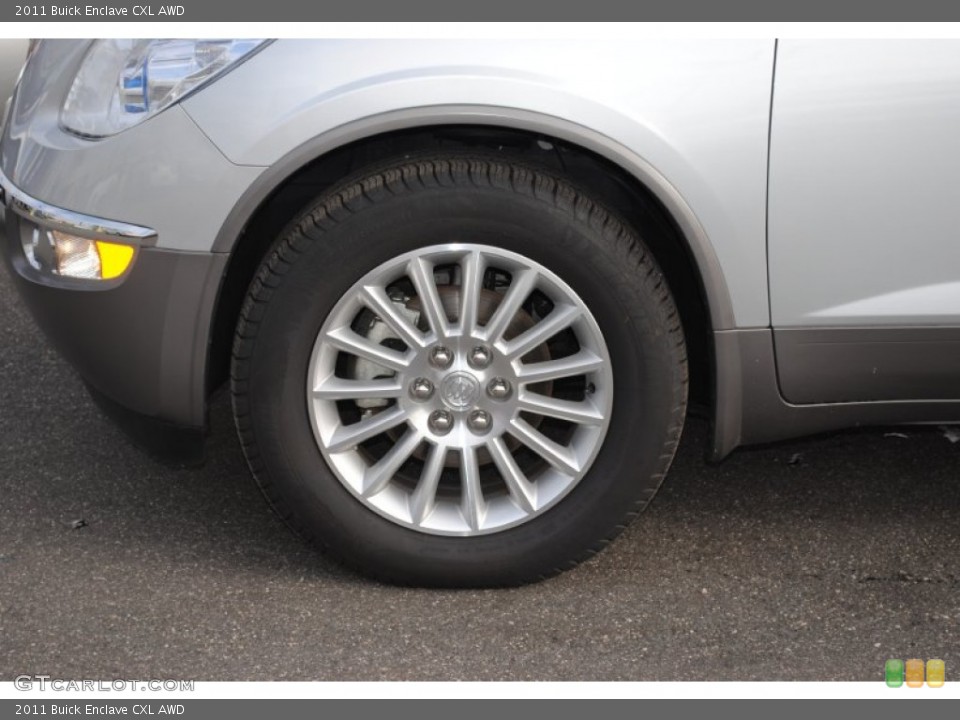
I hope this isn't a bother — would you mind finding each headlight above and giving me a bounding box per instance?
[61,39,266,138]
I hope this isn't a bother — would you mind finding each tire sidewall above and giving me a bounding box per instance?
[240,161,684,585]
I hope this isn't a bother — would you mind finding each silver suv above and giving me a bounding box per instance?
[3,39,959,586]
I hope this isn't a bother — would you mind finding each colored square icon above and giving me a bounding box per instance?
[927,659,945,688]
[906,658,925,687]
[885,659,904,687]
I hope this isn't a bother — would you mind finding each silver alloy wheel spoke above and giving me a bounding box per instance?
[516,349,605,385]
[482,267,538,343]
[517,392,604,425]
[460,445,487,531]
[487,435,537,513]
[408,257,450,339]
[359,284,427,349]
[326,326,411,372]
[312,376,404,400]
[508,417,582,476]
[410,443,446,525]
[458,250,484,336]
[502,303,581,359]
[362,429,423,497]
[327,406,408,453]
[308,244,613,536]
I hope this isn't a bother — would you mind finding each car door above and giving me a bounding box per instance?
[769,39,960,403]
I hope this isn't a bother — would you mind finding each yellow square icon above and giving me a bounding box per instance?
[927,659,945,688]
[905,658,925,687]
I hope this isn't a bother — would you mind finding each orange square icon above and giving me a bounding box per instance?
[927,659,945,688]
[905,658,925,687]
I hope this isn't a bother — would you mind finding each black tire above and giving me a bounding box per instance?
[231,155,687,587]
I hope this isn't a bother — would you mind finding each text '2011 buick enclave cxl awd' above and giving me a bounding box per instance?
[3,39,960,586]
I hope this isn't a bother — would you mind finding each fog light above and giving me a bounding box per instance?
[21,226,135,281]
[53,232,102,279]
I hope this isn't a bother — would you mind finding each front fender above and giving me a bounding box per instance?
[184,38,774,330]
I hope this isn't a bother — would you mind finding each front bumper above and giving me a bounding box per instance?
[0,39,263,462]
[1,168,226,462]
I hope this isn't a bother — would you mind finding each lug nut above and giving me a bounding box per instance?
[409,378,434,401]
[467,410,492,434]
[429,346,453,369]
[486,377,512,400]
[468,345,492,369]
[428,410,454,435]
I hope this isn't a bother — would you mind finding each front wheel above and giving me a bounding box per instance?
[231,156,687,586]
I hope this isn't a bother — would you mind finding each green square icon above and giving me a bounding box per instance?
[886,659,905,687]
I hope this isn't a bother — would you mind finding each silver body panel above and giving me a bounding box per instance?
[184,39,774,329]
[4,38,960,457]
[0,41,264,254]
[0,39,27,114]
[769,40,960,327]
[2,39,776,329]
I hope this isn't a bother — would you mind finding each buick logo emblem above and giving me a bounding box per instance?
[440,372,480,410]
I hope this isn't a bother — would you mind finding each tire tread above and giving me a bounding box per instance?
[231,155,688,587]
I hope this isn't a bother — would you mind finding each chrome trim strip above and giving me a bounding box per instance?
[0,167,156,244]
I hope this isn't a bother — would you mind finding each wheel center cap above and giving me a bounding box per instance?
[440,372,480,410]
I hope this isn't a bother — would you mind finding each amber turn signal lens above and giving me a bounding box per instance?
[95,240,135,280]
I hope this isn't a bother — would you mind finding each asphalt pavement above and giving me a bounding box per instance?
[1,264,959,681]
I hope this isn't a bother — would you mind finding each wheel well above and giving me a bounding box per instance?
[207,126,712,410]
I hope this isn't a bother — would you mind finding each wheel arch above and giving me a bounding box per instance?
[206,107,734,442]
